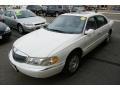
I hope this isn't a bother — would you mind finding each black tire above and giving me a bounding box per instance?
[17,24,24,34]
[43,12,47,16]
[55,12,59,17]
[105,29,112,43]
[63,51,82,75]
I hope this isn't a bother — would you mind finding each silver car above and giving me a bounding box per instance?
[3,9,47,34]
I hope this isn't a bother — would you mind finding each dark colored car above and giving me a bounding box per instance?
[111,6,120,13]
[0,22,11,40]
[26,5,43,15]
[112,6,120,11]
[42,5,70,16]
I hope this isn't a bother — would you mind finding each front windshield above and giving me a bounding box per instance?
[47,15,86,34]
[15,10,36,19]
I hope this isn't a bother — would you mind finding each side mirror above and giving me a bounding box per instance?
[85,29,95,35]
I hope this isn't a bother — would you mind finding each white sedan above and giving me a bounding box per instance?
[9,12,114,78]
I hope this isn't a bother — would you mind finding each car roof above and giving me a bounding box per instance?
[62,11,104,18]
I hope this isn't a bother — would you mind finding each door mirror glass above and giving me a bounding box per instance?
[85,29,94,35]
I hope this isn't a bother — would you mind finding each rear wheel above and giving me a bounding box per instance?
[105,29,112,43]
[43,12,47,16]
[63,51,81,75]
[55,12,59,17]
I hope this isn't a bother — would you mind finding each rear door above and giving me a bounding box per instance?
[94,15,109,40]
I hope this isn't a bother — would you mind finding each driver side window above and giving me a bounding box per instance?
[86,17,97,30]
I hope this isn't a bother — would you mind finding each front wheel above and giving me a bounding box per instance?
[63,51,81,75]
[17,25,24,34]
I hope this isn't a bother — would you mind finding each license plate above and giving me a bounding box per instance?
[0,36,2,39]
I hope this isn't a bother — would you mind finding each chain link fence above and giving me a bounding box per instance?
[43,16,55,23]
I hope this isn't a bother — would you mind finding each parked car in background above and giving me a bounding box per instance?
[9,12,113,78]
[71,6,86,12]
[112,6,120,12]
[42,5,70,16]
[84,6,95,11]
[0,22,11,40]
[3,9,46,34]
[22,5,43,15]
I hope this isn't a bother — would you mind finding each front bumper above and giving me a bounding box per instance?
[23,23,47,32]
[9,50,65,78]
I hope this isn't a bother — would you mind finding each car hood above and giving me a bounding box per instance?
[17,16,46,25]
[14,28,79,57]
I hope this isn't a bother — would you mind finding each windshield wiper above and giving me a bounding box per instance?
[45,27,77,34]
[29,16,35,17]
[46,28,67,33]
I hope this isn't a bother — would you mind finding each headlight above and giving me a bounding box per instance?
[26,56,58,66]
[5,27,10,32]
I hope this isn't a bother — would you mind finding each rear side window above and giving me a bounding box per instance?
[58,5,62,9]
[27,5,33,9]
[48,6,56,9]
[95,15,108,28]
[27,5,42,10]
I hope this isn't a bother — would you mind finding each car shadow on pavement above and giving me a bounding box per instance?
[0,38,12,46]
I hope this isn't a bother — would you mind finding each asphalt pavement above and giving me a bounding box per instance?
[0,14,120,85]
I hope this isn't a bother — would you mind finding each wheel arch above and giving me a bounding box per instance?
[17,23,22,27]
[62,47,83,74]
[66,47,83,59]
